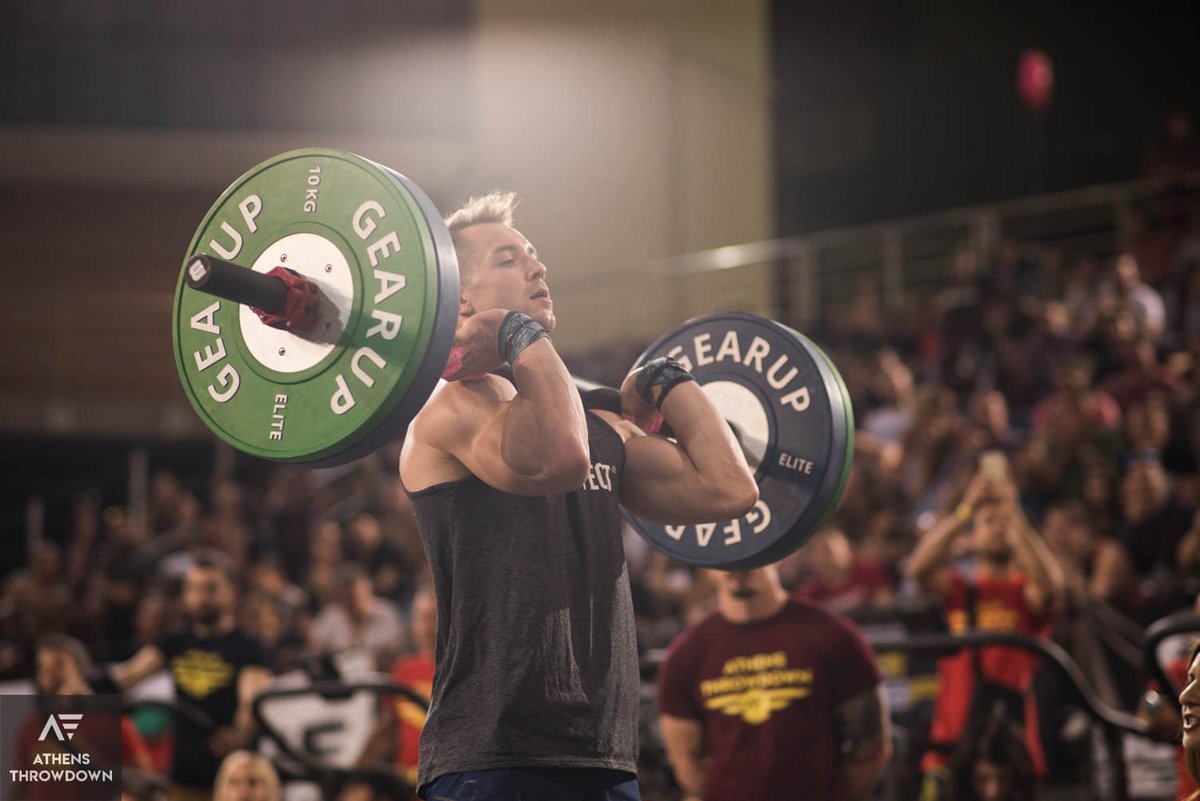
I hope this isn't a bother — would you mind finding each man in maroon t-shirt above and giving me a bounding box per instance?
[657,563,891,801]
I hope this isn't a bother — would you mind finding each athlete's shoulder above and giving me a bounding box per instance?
[410,375,513,436]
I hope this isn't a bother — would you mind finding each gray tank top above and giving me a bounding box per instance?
[408,411,639,792]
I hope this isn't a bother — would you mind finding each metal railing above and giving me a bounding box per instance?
[655,172,1200,328]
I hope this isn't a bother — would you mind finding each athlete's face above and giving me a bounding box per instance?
[457,223,555,332]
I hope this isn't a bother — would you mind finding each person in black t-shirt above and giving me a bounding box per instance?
[112,550,271,801]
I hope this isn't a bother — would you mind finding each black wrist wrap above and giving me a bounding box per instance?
[635,357,695,410]
[497,311,549,365]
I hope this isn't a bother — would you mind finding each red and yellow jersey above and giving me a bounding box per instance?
[924,569,1053,776]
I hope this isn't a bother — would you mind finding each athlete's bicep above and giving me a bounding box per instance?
[618,433,725,523]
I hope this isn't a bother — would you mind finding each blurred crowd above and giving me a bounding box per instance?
[4,115,1200,801]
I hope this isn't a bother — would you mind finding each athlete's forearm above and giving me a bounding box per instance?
[657,381,758,517]
[503,339,590,485]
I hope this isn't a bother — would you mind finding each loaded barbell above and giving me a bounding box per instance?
[172,148,854,568]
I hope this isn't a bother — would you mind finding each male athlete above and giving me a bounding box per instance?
[399,192,758,800]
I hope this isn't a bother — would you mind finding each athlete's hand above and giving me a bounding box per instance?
[442,309,509,381]
[620,366,663,433]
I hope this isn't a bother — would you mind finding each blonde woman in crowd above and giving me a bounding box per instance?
[213,751,280,801]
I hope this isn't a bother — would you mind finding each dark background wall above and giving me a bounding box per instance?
[772,0,1200,230]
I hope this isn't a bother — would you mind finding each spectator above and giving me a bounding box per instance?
[1170,228,1200,342]
[240,557,308,674]
[306,518,345,610]
[241,592,303,675]
[309,566,406,671]
[935,244,985,397]
[897,383,966,514]
[643,551,708,629]
[792,524,894,612]
[342,512,408,601]
[1063,253,1105,343]
[389,587,437,793]
[1019,300,1076,412]
[1121,388,1174,456]
[35,635,154,775]
[1,541,71,672]
[1100,253,1167,341]
[906,464,1064,791]
[212,751,281,801]
[91,507,153,661]
[1078,455,1122,536]
[1041,499,1137,727]
[1114,454,1195,594]
[964,389,1021,454]
[860,347,917,445]
[133,588,172,650]
[65,491,103,591]
[657,564,891,801]
[1100,338,1177,411]
[112,550,272,801]
[1029,356,1122,436]
[148,470,195,537]
[1041,499,1135,607]
[12,637,143,801]
[337,586,438,801]
[1025,356,1122,501]
[263,465,319,583]
[246,556,308,622]
[949,704,1038,801]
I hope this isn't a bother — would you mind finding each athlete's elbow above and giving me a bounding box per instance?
[541,446,592,493]
[712,473,759,520]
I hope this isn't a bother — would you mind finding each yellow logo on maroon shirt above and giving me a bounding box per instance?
[700,651,812,725]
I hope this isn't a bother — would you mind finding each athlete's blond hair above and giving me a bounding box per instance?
[445,191,519,284]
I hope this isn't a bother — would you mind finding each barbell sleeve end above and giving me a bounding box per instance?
[185,254,290,316]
